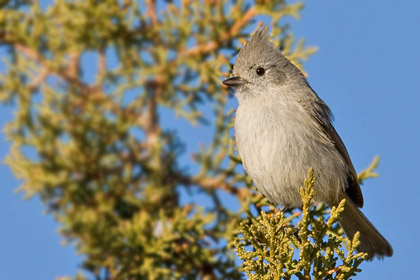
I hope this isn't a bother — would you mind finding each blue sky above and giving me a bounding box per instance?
[1,1,419,279]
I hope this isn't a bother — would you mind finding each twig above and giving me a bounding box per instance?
[14,42,94,93]
[28,68,49,91]
[146,0,158,25]
[97,49,107,79]
[66,51,80,80]
[230,7,256,36]
[183,7,256,57]
[175,173,250,199]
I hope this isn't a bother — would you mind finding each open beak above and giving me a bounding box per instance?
[223,76,247,87]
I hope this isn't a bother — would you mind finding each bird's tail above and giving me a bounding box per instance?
[338,194,393,260]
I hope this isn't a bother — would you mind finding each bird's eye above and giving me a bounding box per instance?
[256,67,265,76]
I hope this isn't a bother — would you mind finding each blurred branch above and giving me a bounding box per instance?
[13,42,93,93]
[175,173,251,199]
[183,7,256,57]
[146,0,158,25]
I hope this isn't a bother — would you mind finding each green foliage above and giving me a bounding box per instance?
[234,169,368,280]
[0,0,373,279]
[357,156,379,182]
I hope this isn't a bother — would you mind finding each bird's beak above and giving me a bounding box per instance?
[223,76,247,87]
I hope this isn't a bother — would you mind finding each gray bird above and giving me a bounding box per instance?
[223,25,392,259]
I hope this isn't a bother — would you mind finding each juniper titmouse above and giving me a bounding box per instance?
[223,26,392,259]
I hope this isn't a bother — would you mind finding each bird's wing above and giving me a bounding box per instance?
[323,123,364,207]
[305,88,364,208]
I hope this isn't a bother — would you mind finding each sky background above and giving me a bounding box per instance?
[1,1,419,279]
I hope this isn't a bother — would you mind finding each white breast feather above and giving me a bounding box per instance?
[235,92,347,207]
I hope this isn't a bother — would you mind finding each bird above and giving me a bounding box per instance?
[223,25,393,259]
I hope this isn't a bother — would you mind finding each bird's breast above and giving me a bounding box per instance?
[234,101,346,207]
